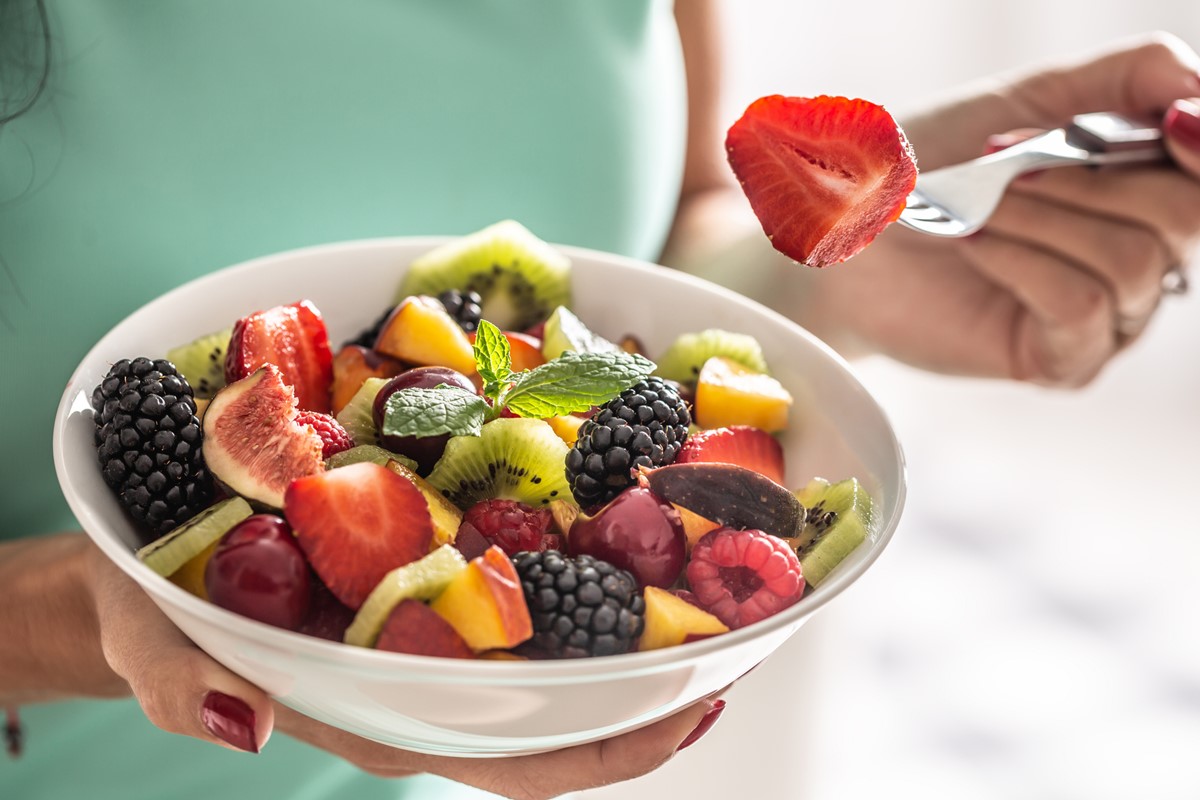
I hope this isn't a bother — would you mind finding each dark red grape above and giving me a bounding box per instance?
[568,487,685,588]
[205,514,312,630]
[371,366,475,474]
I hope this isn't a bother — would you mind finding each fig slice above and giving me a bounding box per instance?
[202,364,326,508]
[638,462,805,539]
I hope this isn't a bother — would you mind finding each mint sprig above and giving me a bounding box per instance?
[472,320,511,394]
[504,351,655,418]
[380,317,656,439]
[381,386,491,439]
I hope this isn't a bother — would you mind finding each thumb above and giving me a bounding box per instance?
[909,33,1200,169]
[1006,32,1200,126]
[87,547,275,753]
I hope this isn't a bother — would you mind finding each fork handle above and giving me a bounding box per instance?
[1064,112,1167,163]
[997,112,1166,171]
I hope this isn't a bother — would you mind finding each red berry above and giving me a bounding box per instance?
[371,367,476,474]
[225,300,334,412]
[205,514,313,630]
[285,462,434,609]
[686,527,804,629]
[295,411,354,459]
[677,426,786,485]
[726,95,917,268]
[460,499,553,557]
[568,487,686,589]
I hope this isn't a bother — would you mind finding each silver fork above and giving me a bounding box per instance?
[898,112,1166,238]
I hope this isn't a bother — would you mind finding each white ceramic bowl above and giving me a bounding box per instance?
[53,238,906,756]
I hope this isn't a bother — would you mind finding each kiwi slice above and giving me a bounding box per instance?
[791,477,873,587]
[335,377,389,447]
[343,544,467,648]
[166,328,232,399]
[426,418,572,509]
[327,443,418,473]
[656,329,769,384]
[135,496,253,578]
[541,305,619,360]
[399,220,571,331]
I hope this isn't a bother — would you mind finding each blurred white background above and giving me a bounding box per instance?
[584,2,1200,798]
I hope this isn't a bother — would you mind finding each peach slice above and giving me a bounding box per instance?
[385,459,463,549]
[375,599,475,659]
[430,546,533,651]
[331,345,405,417]
[694,356,792,432]
[374,296,476,375]
[639,586,729,651]
[673,503,721,550]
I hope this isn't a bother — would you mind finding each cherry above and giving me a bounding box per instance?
[568,487,686,588]
[205,514,312,630]
[371,366,475,474]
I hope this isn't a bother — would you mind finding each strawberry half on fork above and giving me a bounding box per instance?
[726,95,918,268]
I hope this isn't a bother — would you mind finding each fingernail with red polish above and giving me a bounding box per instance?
[677,699,726,752]
[1164,99,1200,150]
[201,692,259,753]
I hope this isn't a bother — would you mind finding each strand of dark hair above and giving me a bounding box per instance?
[0,0,51,125]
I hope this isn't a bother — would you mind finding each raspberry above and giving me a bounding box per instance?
[295,411,354,459]
[686,528,804,629]
[459,499,553,557]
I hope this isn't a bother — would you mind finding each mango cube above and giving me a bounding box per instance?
[639,586,729,651]
[694,356,791,433]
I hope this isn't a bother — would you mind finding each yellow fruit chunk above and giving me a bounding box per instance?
[546,415,586,446]
[374,295,477,375]
[673,503,721,551]
[639,586,729,651]
[167,538,221,601]
[430,546,532,651]
[694,356,792,433]
[385,460,463,549]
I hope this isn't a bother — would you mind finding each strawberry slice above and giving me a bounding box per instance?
[726,95,917,268]
[376,599,475,659]
[226,300,334,413]
[285,462,434,609]
[676,425,786,485]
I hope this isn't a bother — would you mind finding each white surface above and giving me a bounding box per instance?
[583,3,1199,798]
[53,237,906,757]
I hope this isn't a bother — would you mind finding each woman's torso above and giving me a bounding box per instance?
[0,1,685,797]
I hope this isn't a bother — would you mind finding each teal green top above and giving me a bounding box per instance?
[0,1,685,797]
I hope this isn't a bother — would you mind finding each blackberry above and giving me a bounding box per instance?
[512,551,645,658]
[565,377,690,508]
[91,357,214,537]
[436,289,483,333]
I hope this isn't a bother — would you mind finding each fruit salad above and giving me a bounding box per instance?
[92,220,876,660]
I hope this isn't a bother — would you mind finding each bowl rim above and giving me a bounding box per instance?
[54,235,907,681]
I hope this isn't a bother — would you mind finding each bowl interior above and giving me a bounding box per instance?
[53,237,905,702]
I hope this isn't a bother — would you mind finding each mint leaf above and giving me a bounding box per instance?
[504,351,656,418]
[473,319,511,395]
[382,386,490,439]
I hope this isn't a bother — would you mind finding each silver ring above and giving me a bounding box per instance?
[1162,266,1189,296]
[1114,314,1150,338]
